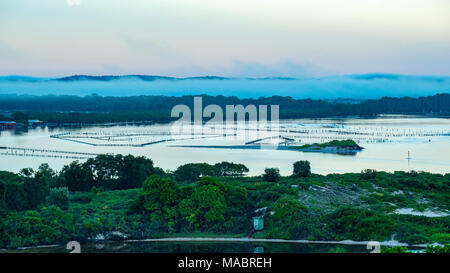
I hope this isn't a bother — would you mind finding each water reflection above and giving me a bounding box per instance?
[5,241,371,253]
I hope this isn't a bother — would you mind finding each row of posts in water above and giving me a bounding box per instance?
[0,146,100,159]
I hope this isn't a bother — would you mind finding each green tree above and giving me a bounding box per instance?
[293,160,311,178]
[263,168,281,182]
[214,162,249,176]
[0,171,26,211]
[361,169,377,180]
[46,187,69,210]
[19,168,34,177]
[139,175,180,223]
[174,163,203,182]
[178,177,227,230]
[23,164,54,209]
[224,185,248,214]
[61,161,92,191]
[84,154,121,189]
[38,206,76,245]
[118,155,155,189]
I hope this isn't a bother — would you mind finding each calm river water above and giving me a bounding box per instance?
[0,241,385,253]
[0,116,449,175]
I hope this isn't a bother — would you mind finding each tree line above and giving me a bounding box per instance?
[1,93,449,124]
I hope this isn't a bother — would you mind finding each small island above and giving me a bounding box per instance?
[289,139,363,155]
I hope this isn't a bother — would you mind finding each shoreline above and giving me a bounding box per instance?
[2,236,438,252]
[2,114,450,132]
[169,145,361,154]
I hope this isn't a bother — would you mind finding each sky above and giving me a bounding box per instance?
[0,0,449,77]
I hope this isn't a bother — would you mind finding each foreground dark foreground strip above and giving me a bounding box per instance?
[0,253,447,272]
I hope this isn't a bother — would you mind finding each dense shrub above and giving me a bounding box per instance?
[174,162,249,182]
[263,168,281,182]
[46,187,69,209]
[293,161,311,178]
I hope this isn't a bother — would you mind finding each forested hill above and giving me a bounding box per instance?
[0,93,449,124]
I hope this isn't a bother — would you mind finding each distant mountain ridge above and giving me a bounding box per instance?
[1,73,449,82]
[0,74,301,82]
[0,73,449,100]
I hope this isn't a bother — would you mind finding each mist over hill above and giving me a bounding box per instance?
[0,74,449,99]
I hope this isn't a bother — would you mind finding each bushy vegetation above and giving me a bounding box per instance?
[381,246,409,253]
[311,139,359,148]
[382,244,450,253]
[173,162,248,182]
[46,187,69,209]
[0,155,448,250]
[323,207,397,241]
[290,139,362,150]
[263,168,281,182]
[424,244,450,253]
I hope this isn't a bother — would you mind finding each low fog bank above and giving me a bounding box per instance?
[0,74,449,99]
